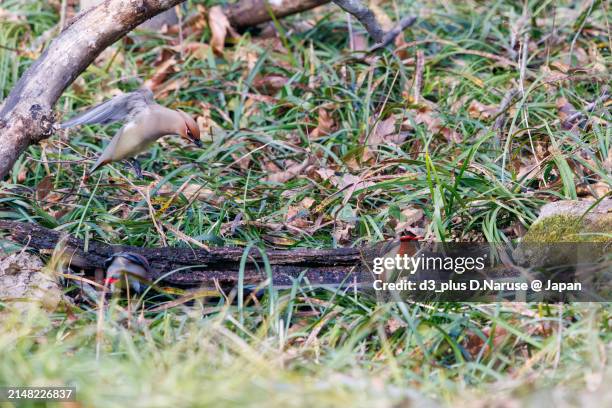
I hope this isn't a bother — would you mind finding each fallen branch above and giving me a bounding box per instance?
[0,220,380,287]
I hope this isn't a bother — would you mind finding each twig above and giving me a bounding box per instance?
[332,0,416,51]
[413,49,425,103]
[370,16,417,51]
[333,0,385,42]
[493,88,519,131]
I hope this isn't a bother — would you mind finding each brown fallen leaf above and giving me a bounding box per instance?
[556,97,586,130]
[145,57,177,91]
[301,197,315,209]
[0,7,25,23]
[153,76,189,98]
[173,42,212,59]
[331,222,354,245]
[208,6,235,56]
[314,168,336,183]
[368,115,397,146]
[265,158,312,184]
[468,100,497,120]
[369,0,394,31]
[252,75,289,95]
[35,175,54,201]
[285,205,311,229]
[196,102,218,141]
[440,127,462,143]
[368,115,408,159]
[404,105,463,143]
[310,108,335,139]
[394,207,424,234]
[463,326,509,358]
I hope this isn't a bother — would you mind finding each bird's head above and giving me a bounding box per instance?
[177,111,202,147]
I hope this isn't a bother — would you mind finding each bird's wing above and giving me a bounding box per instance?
[61,88,155,128]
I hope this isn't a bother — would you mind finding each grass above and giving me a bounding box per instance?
[0,0,611,406]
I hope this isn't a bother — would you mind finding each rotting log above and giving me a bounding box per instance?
[0,220,383,287]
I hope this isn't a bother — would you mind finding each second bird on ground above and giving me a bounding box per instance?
[61,88,201,176]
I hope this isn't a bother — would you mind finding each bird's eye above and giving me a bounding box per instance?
[186,127,193,138]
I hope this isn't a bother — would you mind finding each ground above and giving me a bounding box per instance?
[0,0,610,407]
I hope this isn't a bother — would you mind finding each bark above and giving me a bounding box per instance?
[0,220,380,287]
[332,0,416,50]
[333,0,384,42]
[81,1,179,31]
[0,0,186,179]
[225,0,331,29]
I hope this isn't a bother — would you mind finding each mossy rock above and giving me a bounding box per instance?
[516,199,611,268]
[522,199,611,243]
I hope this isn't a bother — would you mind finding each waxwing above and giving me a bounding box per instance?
[61,88,201,176]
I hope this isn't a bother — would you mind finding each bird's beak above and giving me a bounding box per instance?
[192,138,202,148]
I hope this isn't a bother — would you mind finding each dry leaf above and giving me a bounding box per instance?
[252,75,289,95]
[196,102,218,141]
[331,222,354,244]
[0,7,25,23]
[404,105,463,143]
[440,127,462,143]
[145,57,177,91]
[265,158,312,183]
[174,42,211,59]
[468,100,497,120]
[394,207,424,234]
[315,168,336,182]
[35,175,54,201]
[208,6,232,55]
[463,326,509,358]
[556,97,585,130]
[369,0,394,31]
[310,108,335,139]
[301,197,315,209]
[369,116,397,146]
[153,76,189,98]
[285,205,311,229]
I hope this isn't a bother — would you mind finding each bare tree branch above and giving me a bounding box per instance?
[0,0,186,179]
[332,0,385,42]
[371,15,417,51]
[226,0,331,28]
[332,0,416,50]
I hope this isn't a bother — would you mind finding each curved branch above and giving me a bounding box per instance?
[225,0,331,29]
[0,0,185,179]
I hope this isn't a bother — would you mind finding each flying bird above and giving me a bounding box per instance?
[104,252,152,295]
[61,88,201,176]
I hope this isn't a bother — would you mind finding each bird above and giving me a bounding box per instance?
[104,252,152,295]
[61,88,201,176]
